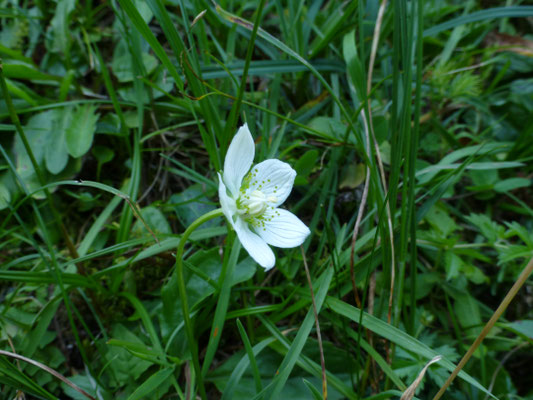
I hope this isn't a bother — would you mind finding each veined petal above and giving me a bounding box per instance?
[256,208,310,248]
[234,218,275,270]
[223,123,255,196]
[218,173,237,227]
[244,159,296,207]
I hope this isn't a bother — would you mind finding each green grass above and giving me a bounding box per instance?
[1,1,533,399]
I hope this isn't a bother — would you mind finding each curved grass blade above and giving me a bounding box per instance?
[424,6,533,37]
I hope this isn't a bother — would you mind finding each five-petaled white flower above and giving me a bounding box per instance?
[218,124,311,270]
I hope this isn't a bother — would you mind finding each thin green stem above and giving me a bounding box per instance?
[175,208,224,400]
[432,254,533,400]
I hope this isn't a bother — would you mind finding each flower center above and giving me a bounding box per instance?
[237,190,277,217]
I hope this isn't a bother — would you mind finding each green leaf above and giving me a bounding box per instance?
[45,108,72,174]
[132,206,171,236]
[0,182,11,210]
[47,0,76,54]
[92,145,115,165]
[339,163,366,190]
[66,105,99,158]
[302,378,324,400]
[102,324,154,386]
[126,367,174,400]
[307,116,346,142]
[425,204,458,238]
[112,44,158,82]
[466,213,505,243]
[445,253,463,281]
[171,184,216,228]
[61,374,109,400]
[494,177,531,193]
[294,149,318,185]
[2,61,61,82]
[454,292,482,336]
[14,111,52,197]
[506,320,533,340]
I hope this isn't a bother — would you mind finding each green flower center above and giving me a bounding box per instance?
[237,190,277,217]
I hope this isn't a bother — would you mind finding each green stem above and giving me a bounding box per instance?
[175,208,224,400]
[432,254,533,400]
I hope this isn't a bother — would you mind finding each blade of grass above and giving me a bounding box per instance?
[424,6,533,37]
[236,319,262,394]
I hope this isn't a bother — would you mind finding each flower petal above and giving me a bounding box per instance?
[234,217,275,270]
[218,172,237,227]
[256,208,310,248]
[244,159,296,207]
[223,123,255,197]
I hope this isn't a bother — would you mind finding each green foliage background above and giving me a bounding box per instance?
[0,0,532,399]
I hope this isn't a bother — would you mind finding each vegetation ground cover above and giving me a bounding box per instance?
[0,0,533,399]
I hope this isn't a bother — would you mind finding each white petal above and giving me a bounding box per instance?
[223,123,255,197]
[245,159,296,207]
[256,208,310,248]
[234,218,275,270]
[218,172,237,227]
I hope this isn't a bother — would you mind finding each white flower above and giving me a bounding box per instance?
[218,124,311,270]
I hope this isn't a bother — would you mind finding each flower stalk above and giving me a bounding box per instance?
[174,207,224,400]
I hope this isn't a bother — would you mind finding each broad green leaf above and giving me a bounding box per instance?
[339,162,365,189]
[307,116,346,142]
[14,111,51,197]
[92,145,115,164]
[45,107,72,174]
[171,184,216,228]
[47,0,76,54]
[132,206,171,236]
[66,105,99,158]
[294,149,318,185]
